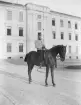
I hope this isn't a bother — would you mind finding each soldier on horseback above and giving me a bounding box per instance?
[35,33,45,67]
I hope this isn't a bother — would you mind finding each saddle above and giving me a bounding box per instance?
[37,49,46,67]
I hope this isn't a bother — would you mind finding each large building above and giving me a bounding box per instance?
[0,1,81,59]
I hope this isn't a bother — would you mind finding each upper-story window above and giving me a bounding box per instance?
[7,26,12,36]
[7,10,12,20]
[61,32,64,39]
[69,33,71,40]
[19,43,23,52]
[19,11,23,22]
[76,46,78,54]
[38,22,41,31]
[60,19,64,27]
[69,45,71,53]
[19,27,23,36]
[52,18,55,26]
[38,32,42,40]
[52,31,56,39]
[37,15,41,19]
[68,21,71,28]
[7,43,12,52]
[75,23,78,29]
[75,34,78,41]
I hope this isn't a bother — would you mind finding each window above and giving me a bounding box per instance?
[7,10,12,20]
[60,19,64,27]
[75,23,78,29]
[69,33,71,40]
[76,46,78,54]
[61,32,64,39]
[69,46,71,53]
[19,43,23,52]
[37,15,41,19]
[19,11,23,22]
[7,27,11,36]
[68,21,71,28]
[52,19,55,26]
[7,43,12,52]
[52,31,56,39]
[38,22,41,31]
[38,32,41,40]
[75,34,78,41]
[19,27,23,36]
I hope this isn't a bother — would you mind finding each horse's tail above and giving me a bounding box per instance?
[24,53,30,62]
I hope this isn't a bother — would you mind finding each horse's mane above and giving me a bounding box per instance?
[49,45,64,54]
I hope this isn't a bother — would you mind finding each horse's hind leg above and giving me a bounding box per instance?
[45,66,49,86]
[28,64,34,84]
[51,66,55,87]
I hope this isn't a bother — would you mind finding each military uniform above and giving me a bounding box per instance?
[35,39,45,65]
[35,40,44,50]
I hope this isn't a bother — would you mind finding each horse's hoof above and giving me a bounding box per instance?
[53,83,56,87]
[29,80,32,84]
[29,81,31,84]
[45,84,48,87]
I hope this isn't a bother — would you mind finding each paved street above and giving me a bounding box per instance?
[0,59,81,105]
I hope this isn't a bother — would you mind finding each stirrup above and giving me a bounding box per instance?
[39,62,42,68]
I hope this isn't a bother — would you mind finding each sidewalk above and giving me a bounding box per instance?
[0,59,28,77]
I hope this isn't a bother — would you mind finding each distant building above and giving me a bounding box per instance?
[0,1,81,59]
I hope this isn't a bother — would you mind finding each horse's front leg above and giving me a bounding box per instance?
[51,66,56,87]
[55,58,57,68]
[45,66,49,86]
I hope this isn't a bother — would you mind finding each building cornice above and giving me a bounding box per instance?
[0,0,24,7]
[51,10,81,20]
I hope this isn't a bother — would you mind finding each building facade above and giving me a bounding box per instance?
[0,1,81,59]
[51,11,81,59]
[0,1,26,59]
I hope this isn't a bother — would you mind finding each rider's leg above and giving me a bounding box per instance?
[40,50,43,67]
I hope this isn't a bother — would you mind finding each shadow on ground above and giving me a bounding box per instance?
[4,58,27,66]
[65,65,81,69]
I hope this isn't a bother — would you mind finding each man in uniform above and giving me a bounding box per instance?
[35,34,45,67]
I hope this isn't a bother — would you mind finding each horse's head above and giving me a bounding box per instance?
[58,45,66,61]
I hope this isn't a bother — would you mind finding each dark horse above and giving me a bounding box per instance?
[24,45,66,86]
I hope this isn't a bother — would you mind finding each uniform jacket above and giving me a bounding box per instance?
[35,40,44,50]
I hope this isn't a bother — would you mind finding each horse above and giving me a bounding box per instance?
[24,45,66,86]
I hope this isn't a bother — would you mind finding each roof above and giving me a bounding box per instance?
[51,10,81,20]
[0,0,81,19]
[0,0,24,7]
[25,2,50,9]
